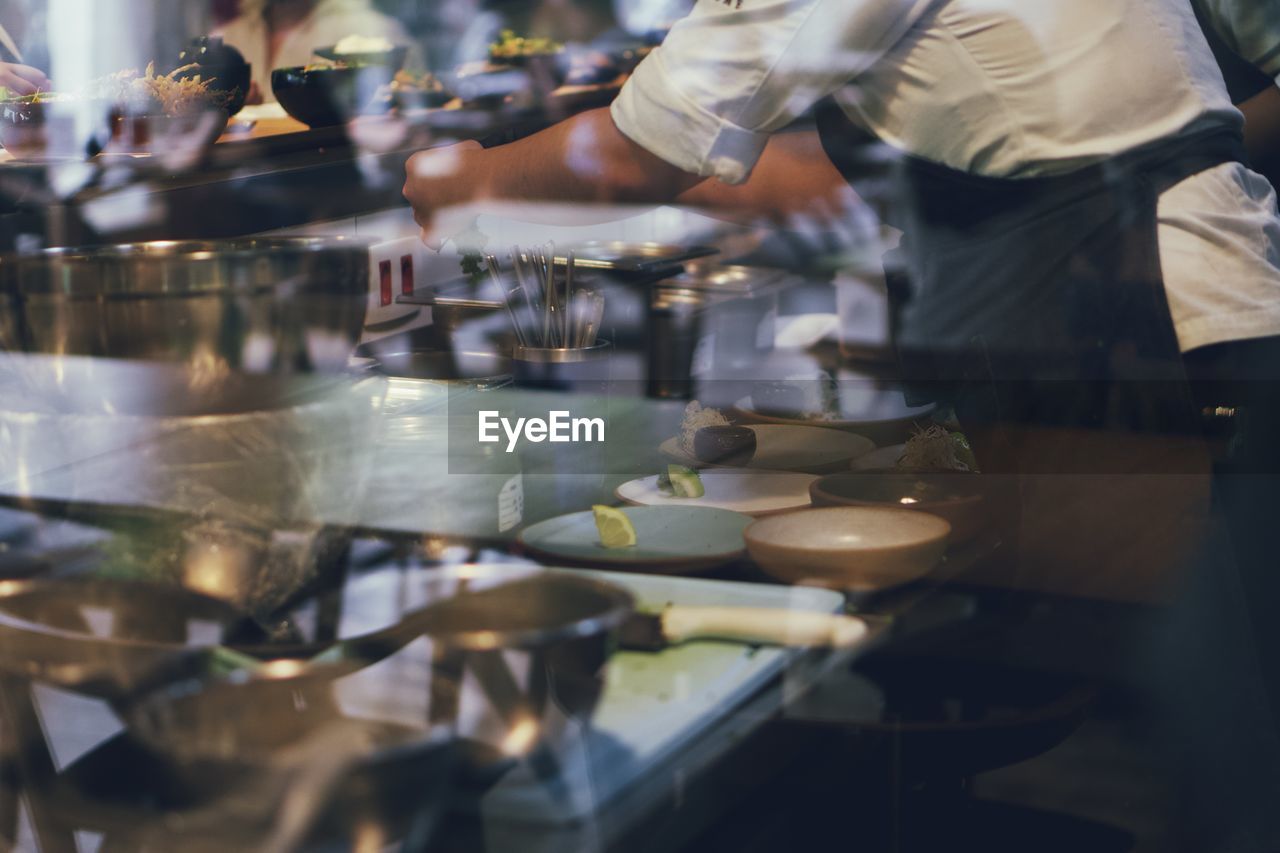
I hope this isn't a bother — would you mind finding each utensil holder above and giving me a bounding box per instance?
[512,341,612,393]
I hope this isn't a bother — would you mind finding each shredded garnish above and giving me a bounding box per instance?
[678,401,730,455]
[897,424,976,472]
[88,62,230,117]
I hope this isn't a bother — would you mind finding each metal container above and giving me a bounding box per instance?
[647,287,703,400]
[512,340,612,392]
[0,238,371,378]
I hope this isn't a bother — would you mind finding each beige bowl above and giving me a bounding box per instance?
[745,507,950,591]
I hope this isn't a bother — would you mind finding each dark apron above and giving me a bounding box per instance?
[818,101,1248,598]
[818,101,1247,440]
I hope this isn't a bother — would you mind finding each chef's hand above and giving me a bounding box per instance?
[403,140,484,249]
[244,80,264,107]
[0,63,50,96]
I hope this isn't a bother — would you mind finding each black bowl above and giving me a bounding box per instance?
[175,36,253,117]
[271,65,393,128]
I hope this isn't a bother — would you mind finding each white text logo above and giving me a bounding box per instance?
[478,411,606,453]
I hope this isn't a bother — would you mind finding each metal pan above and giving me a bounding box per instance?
[0,577,268,702]
[553,241,719,274]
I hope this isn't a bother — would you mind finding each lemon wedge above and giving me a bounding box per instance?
[593,505,637,549]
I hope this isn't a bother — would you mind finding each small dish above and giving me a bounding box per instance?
[517,506,752,572]
[615,470,817,517]
[811,469,987,543]
[814,468,983,540]
[660,424,875,474]
[745,507,950,591]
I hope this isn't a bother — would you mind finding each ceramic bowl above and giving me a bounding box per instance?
[745,507,950,591]
[810,469,988,543]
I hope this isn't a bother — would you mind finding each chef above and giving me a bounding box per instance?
[405,3,1280,843]
[404,0,1280,524]
[216,0,417,104]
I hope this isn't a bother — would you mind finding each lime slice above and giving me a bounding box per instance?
[667,465,705,499]
[593,505,637,549]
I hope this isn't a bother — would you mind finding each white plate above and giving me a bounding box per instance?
[660,424,875,473]
[616,469,818,517]
[734,381,934,429]
[850,444,906,471]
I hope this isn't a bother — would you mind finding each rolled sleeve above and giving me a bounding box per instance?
[611,0,932,185]
[612,50,771,185]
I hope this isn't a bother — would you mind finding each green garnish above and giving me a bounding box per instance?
[659,464,704,498]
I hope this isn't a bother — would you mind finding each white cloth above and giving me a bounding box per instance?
[216,0,417,102]
[612,0,1280,352]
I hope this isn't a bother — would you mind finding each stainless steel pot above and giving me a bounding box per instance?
[0,238,371,376]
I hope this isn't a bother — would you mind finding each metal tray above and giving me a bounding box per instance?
[666,264,789,294]
[554,241,719,274]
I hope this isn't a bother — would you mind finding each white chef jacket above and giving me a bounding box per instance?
[612,0,1280,352]
[216,0,418,103]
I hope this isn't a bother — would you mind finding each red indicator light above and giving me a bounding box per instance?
[401,254,414,296]
[379,260,393,307]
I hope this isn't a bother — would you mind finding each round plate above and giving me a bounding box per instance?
[518,506,752,572]
[660,424,875,473]
[734,388,934,430]
[616,470,817,517]
[851,444,906,471]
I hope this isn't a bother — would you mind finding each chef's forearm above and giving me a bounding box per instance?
[469,108,703,208]
[675,130,852,222]
[1240,84,1280,166]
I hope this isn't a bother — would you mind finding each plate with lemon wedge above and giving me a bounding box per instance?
[517,505,753,573]
[616,466,818,518]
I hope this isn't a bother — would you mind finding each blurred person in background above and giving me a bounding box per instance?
[216,0,418,104]
[0,0,50,96]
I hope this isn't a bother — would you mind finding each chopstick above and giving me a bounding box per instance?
[486,254,527,348]
[494,244,603,351]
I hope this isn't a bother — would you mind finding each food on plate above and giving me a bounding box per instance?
[489,29,564,63]
[658,465,705,499]
[90,62,234,116]
[678,401,730,455]
[0,90,66,106]
[593,505,637,549]
[896,425,978,472]
[334,35,395,55]
[693,425,757,467]
[2,62,231,118]
[374,69,452,109]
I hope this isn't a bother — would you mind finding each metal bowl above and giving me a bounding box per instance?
[0,238,372,377]
[0,577,263,702]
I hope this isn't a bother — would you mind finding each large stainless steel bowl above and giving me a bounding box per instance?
[0,238,371,375]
